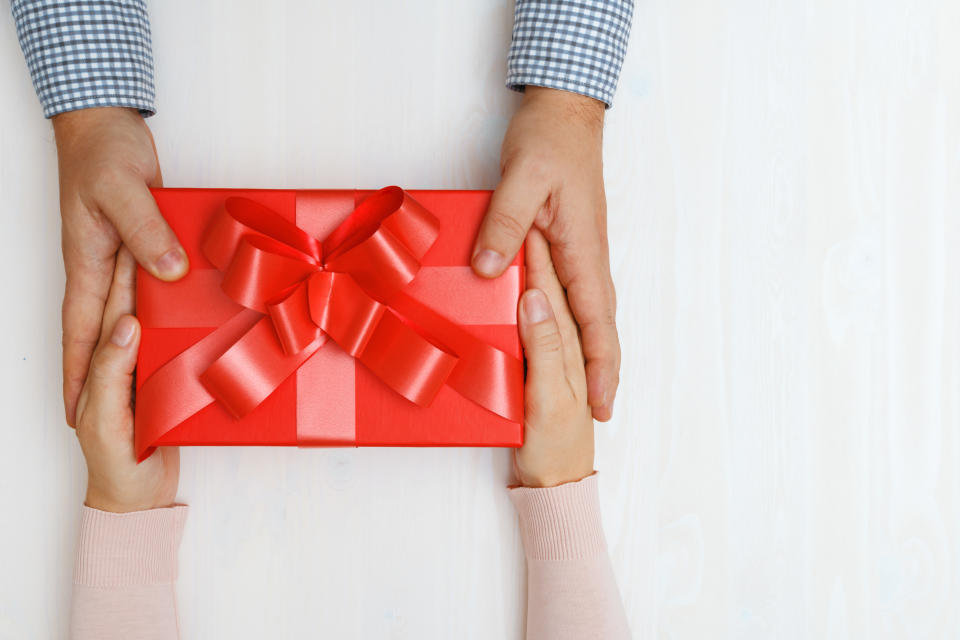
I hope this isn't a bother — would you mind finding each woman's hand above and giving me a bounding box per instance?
[514,229,595,488]
[74,248,180,513]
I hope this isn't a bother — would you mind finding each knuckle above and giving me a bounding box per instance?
[62,330,99,350]
[589,350,621,379]
[124,215,168,252]
[581,306,618,330]
[532,327,563,355]
[487,208,529,245]
[534,196,558,229]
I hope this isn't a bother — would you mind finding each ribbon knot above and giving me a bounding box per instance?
[188,187,520,424]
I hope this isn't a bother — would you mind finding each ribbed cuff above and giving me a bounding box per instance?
[508,472,606,561]
[74,505,188,587]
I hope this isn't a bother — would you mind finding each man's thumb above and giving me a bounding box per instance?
[472,169,548,278]
[99,181,188,281]
[519,289,565,387]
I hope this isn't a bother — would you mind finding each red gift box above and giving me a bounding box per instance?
[134,187,524,462]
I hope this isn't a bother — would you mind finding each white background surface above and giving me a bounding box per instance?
[2,0,959,638]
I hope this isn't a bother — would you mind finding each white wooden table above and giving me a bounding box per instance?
[2,1,958,638]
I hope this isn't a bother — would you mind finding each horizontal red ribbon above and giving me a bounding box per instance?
[135,187,523,462]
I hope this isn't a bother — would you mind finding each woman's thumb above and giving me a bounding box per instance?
[519,289,565,388]
[85,315,140,402]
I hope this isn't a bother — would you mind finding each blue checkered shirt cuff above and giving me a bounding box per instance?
[11,0,156,119]
[507,0,633,108]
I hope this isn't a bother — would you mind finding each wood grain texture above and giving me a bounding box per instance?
[1,0,958,638]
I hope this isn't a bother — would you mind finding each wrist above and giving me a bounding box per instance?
[52,107,140,145]
[517,466,595,489]
[85,486,173,514]
[521,86,604,132]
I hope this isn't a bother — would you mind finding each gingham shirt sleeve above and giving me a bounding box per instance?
[10,0,156,118]
[506,0,633,108]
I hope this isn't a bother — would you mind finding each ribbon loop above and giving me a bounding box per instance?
[355,311,458,407]
[222,236,320,313]
[308,271,386,358]
[324,227,421,303]
[266,281,325,355]
[322,187,436,261]
[308,271,458,407]
[199,316,323,419]
[203,197,321,270]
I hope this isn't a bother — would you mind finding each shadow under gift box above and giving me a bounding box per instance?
[135,189,524,459]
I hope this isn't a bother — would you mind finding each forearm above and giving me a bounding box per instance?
[506,0,635,108]
[10,0,156,118]
[70,505,187,640]
[510,473,630,640]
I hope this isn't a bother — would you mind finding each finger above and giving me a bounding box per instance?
[549,224,620,422]
[518,288,567,396]
[472,164,550,278]
[524,229,583,379]
[98,248,137,345]
[83,314,140,416]
[94,175,188,282]
[62,255,115,427]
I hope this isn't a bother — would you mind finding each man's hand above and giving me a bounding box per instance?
[53,107,188,426]
[473,86,619,421]
[76,249,179,513]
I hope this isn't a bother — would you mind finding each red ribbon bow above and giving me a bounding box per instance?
[134,187,523,462]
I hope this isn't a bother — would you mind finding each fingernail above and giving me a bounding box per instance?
[111,316,137,347]
[473,249,506,277]
[523,289,551,324]
[155,248,187,278]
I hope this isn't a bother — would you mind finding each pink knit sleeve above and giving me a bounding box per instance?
[509,473,631,640]
[69,504,188,640]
